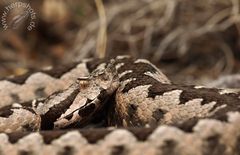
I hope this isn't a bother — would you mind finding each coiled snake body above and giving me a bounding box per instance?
[0,56,240,155]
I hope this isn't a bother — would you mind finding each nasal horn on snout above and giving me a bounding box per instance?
[77,77,90,89]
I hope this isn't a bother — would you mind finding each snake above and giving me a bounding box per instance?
[0,55,240,155]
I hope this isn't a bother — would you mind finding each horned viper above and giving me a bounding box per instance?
[0,55,239,155]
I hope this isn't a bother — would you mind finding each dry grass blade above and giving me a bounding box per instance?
[95,0,107,58]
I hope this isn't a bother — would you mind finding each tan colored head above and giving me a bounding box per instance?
[53,59,119,129]
[78,59,119,96]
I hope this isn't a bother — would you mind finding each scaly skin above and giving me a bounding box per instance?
[0,56,240,155]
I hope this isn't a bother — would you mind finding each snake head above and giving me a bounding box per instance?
[78,59,119,97]
[53,59,119,129]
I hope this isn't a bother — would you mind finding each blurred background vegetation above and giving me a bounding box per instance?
[0,0,239,85]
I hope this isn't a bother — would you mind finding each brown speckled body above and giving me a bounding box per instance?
[0,56,240,155]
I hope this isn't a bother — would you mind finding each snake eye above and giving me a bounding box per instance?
[78,77,90,88]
